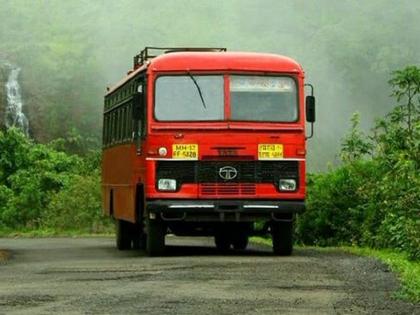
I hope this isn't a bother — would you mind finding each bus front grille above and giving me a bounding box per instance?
[200,183,256,196]
[156,161,298,186]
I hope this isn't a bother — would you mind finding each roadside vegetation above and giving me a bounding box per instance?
[296,66,420,261]
[0,130,111,235]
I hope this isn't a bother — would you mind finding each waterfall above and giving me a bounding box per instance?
[4,65,29,135]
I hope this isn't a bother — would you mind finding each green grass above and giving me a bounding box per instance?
[250,236,272,247]
[0,227,113,238]
[251,237,420,303]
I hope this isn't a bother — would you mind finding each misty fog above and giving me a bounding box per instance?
[0,0,419,170]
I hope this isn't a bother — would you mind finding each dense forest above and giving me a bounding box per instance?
[1,0,420,169]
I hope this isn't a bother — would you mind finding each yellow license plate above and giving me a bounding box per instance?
[258,144,284,159]
[172,144,198,160]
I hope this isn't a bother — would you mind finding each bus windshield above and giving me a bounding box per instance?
[230,75,297,122]
[155,75,224,121]
[154,75,298,122]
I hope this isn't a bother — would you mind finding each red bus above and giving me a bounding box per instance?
[102,47,316,256]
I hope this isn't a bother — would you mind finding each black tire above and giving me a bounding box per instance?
[132,223,146,250]
[116,219,132,250]
[146,218,165,256]
[214,231,231,252]
[215,233,231,252]
[232,233,249,250]
[271,220,293,256]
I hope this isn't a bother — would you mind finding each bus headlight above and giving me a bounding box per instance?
[279,179,297,191]
[158,179,177,191]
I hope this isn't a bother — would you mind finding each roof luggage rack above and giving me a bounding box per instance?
[133,46,227,69]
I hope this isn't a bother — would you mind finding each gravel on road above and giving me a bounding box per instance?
[0,250,9,263]
[0,237,418,315]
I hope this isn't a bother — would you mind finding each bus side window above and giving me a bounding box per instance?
[111,111,116,144]
[106,114,109,145]
[121,107,125,142]
[123,106,128,141]
[115,110,119,143]
[126,105,130,140]
[125,105,130,140]
[139,82,146,138]
[102,115,106,146]
[127,103,133,140]
[109,112,112,144]
[121,108,125,142]
[134,82,145,154]
[121,107,125,141]
[119,108,123,142]
[102,114,108,146]
[118,107,123,142]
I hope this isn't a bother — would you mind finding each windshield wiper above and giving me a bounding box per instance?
[187,72,207,109]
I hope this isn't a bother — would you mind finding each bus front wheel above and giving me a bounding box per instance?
[271,220,293,256]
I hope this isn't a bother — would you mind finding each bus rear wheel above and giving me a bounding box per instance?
[116,219,145,250]
[131,223,146,250]
[271,220,293,256]
[116,219,133,250]
[146,218,166,256]
[232,233,249,250]
[214,233,231,252]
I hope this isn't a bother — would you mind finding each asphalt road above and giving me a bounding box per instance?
[0,237,418,315]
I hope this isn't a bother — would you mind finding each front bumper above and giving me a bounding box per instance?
[146,199,305,222]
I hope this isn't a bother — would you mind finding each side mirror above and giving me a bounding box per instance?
[132,92,143,120]
[306,95,316,123]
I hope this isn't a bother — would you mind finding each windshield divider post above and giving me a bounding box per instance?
[224,74,231,121]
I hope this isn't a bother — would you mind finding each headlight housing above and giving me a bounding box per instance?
[279,179,297,191]
[158,179,177,191]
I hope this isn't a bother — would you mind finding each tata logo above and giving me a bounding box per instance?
[218,166,238,180]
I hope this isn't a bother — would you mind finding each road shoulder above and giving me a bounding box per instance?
[251,237,420,304]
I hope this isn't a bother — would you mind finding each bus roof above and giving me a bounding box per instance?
[106,52,303,95]
[149,52,303,73]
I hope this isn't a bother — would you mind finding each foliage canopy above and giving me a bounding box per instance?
[0,128,110,232]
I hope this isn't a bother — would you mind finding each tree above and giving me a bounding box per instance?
[388,66,420,139]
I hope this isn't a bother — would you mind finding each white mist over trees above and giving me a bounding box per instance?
[0,0,419,170]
